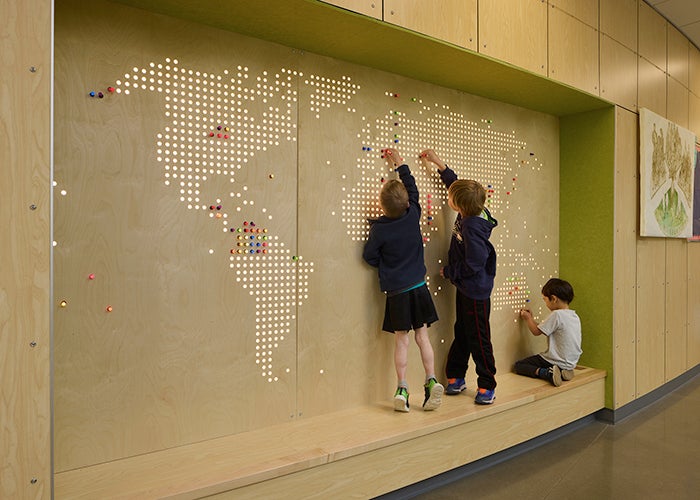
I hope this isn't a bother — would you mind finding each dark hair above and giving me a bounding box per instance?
[541,278,574,303]
[380,179,409,219]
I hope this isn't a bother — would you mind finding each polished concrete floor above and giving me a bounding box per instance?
[405,374,700,500]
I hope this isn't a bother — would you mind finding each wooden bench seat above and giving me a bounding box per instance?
[54,366,605,499]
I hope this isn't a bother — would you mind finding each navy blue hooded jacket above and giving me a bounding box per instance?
[440,167,498,300]
[363,164,427,293]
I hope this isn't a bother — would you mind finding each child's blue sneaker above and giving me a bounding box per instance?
[445,377,466,395]
[394,386,410,412]
[474,388,495,405]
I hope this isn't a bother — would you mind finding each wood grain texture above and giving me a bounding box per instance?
[548,6,600,96]
[384,0,477,51]
[635,238,666,396]
[0,0,52,498]
[665,239,688,380]
[600,0,638,52]
[638,1,668,72]
[319,0,381,19]
[613,107,638,408]
[600,35,638,112]
[549,0,599,29]
[55,0,561,471]
[479,0,548,76]
[638,56,667,118]
[53,369,605,499]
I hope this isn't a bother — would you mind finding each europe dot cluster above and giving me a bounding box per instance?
[339,92,551,312]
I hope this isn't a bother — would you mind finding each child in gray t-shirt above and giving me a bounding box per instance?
[516,278,582,387]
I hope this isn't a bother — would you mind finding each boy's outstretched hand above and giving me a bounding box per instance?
[382,148,403,169]
[419,149,446,171]
[519,308,533,320]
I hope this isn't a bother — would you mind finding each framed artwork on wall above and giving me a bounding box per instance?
[690,144,700,241]
[639,108,696,238]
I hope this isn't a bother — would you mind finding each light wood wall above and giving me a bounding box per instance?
[0,0,52,499]
[4,0,700,495]
[320,0,700,408]
[0,1,52,499]
[54,0,560,471]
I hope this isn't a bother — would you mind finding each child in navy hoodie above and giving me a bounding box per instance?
[421,149,498,405]
[363,148,443,413]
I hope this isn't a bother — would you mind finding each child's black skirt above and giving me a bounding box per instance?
[383,284,439,333]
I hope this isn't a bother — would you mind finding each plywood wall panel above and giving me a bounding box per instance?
[55,0,301,471]
[689,92,700,137]
[638,56,667,117]
[690,46,700,97]
[600,0,638,52]
[548,7,599,96]
[295,52,560,414]
[638,1,667,72]
[385,0,477,51]
[665,239,688,380]
[600,35,638,112]
[688,243,700,368]
[613,107,638,408]
[56,0,561,469]
[0,0,52,497]
[667,26,689,88]
[667,76,689,128]
[549,0,598,29]
[319,0,381,19]
[635,238,666,397]
[479,0,547,76]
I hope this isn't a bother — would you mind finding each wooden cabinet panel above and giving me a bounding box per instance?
[688,244,700,368]
[689,91,700,137]
[600,34,637,111]
[549,7,599,95]
[600,0,638,52]
[635,238,666,397]
[549,0,598,28]
[638,56,666,117]
[665,239,688,380]
[319,0,381,19]
[479,0,547,76]
[613,107,638,408]
[667,76,689,128]
[690,45,700,97]
[385,0,477,51]
[638,1,667,72]
[668,26,689,88]
[1,0,52,496]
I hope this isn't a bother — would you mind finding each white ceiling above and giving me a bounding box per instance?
[645,0,700,50]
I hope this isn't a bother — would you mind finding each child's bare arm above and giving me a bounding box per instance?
[520,308,544,336]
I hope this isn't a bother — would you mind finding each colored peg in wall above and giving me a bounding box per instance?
[107,86,115,93]
[89,91,96,97]
[88,273,95,280]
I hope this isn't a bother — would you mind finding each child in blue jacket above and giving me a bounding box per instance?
[421,149,498,405]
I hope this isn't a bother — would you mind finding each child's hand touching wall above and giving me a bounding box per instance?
[381,148,403,169]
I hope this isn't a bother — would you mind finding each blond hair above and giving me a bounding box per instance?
[380,180,409,218]
[448,179,486,217]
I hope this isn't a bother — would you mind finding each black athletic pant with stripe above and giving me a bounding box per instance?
[445,292,497,391]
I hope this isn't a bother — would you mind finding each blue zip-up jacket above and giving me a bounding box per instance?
[363,164,427,293]
[440,167,498,300]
